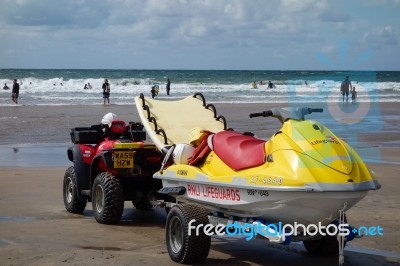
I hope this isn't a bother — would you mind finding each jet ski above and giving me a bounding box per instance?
[134,93,381,265]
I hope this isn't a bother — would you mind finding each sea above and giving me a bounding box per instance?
[1,69,400,106]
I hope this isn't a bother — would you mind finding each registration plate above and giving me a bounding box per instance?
[113,151,134,168]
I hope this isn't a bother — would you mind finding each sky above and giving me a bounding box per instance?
[0,0,399,70]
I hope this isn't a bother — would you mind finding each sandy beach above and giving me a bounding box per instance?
[0,101,399,265]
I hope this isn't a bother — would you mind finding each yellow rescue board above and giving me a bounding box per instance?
[134,94,226,150]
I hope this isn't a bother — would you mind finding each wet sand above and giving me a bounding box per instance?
[0,101,399,265]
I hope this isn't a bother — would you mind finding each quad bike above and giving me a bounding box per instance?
[63,113,171,224]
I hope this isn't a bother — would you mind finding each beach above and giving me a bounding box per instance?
[0,101,399,265]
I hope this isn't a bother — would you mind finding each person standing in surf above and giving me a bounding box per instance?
[340,75,352,103]
[166,78,171,95]
[351,86,357,103]
[12,79,20,104]
[102,79,111,105]
[268,80,275,89]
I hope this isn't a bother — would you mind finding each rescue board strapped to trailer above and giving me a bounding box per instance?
[134,93,228,151]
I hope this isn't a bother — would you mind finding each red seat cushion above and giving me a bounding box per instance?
[213,131,266,171]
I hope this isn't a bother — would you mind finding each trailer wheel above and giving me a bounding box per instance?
[63,166,87,213]
[132,195,152,210]
[92,172,124,224]
[166,204,210,264]
[303,235,346,256]
[304,216,348,256]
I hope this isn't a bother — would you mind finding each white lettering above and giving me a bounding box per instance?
[203,224,214,236]
[188,219,197,236]
[186,220,379,242]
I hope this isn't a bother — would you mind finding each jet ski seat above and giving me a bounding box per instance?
[212,131,266,171]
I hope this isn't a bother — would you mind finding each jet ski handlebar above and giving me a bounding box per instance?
[249,111,273,118]
[250,107,323,122]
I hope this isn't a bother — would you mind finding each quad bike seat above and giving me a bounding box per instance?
[212,131,266,171]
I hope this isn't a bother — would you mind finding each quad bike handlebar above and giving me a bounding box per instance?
[249,111,273,118]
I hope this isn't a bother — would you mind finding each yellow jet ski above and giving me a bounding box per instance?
[134,93,381,265]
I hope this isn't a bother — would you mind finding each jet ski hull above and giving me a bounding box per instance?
[159,176,376,225]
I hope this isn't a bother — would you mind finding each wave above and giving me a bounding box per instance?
[1,76,400,106]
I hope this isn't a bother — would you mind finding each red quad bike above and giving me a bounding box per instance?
[63,113,170,224]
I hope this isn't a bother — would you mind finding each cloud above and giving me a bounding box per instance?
[0,0,109,28]
[0,0,399,70]
[279,0,317,13]
[320,45,336,54]
[364,0,400,6]
[362,25,399,47]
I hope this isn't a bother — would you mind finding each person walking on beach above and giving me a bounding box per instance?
[351,86,357,103]
[340,75,352,103]
[166,78,171,95]
[11,79,20,104]
[102,79,111,105]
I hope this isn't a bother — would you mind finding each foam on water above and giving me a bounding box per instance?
[1,70,400,106]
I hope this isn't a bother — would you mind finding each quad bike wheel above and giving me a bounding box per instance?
[166,204,210,264]
[92,172,124,224]
[63,166,87,213]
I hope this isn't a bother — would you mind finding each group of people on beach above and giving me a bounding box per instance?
[253,76,357,103]
[4,76,357,105]
[83,83,92,90]
[101,77,171,104]
[252,80,276,89]
[151,78,171,99]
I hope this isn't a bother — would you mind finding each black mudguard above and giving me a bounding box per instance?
[67,145,90,201]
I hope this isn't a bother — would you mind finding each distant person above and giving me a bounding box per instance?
[84,84,88,90]
[151,85,156,99]
[268,80,275,89]
[155,84,159,96]
[60,83,63,86]
[87,82,92,89]
[259,80,264,85]
[3,83,10,90]
[12,79,20,104]
[351,86,357,103]
[340,75,352,103]
[305,80,308,87]
[251,81,257,89]
[150,84,160,98]
[166,78,171,95]
[102,79,111,105]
